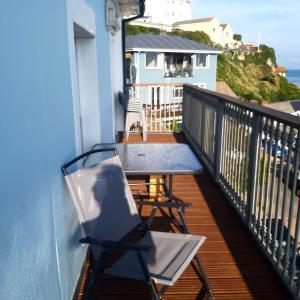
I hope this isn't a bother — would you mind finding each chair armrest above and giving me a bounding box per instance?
[135,200,192,209]
[62,148,117,175]
[79,236,150,252]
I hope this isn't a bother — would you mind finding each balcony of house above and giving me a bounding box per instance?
[74,84,300,299]
[164,53,194,78]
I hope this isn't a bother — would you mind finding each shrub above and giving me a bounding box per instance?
[125,24,160,36]
[168,30,215,47]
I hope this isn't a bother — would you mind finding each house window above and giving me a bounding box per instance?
[195,54,209,68]
[172,86,183,99]
[164,53,193,78]
[145,52,161,69]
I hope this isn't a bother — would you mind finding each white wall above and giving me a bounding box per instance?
[144,0,191,25]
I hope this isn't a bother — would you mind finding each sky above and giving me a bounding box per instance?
[190,0,300,69]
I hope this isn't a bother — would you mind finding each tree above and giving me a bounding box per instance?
[233,34,242,41]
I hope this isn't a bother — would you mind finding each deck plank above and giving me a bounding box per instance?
[76,133,288,300]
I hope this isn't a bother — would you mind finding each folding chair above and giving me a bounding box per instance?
[62,148,213,299]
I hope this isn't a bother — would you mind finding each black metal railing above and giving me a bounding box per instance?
[182,84,300,299]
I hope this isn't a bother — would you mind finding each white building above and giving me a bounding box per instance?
[173,17,235,49]
[134,0,191,26]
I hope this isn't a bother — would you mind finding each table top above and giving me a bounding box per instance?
[88,143,203,176]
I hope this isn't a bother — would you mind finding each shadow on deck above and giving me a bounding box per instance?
[76,133,288,300]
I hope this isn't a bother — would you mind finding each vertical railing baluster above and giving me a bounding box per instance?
[252,115,263,229]
[262,119,274,244]
[235,108,242,210]
[227,105,235,199]
[247,113,261,227]
[214,100,224,183]
[223,105,229,183]
[239,109,247,215]
[266,122,280,250]
[220,105,227,180]
[232,106,239,207]
[272,124,287,258]
[257,118,267,234]
[278,127,293,269]
[284,130,300,278]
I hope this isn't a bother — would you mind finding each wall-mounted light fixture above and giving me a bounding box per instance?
[105,0,120,34]
[105,0,141,34]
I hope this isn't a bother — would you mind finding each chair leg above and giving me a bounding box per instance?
[140,110,147,142]
[194,254,214,298]
[148,279,161,300]
[137,251,161,300]
[84,248,108,300]
[124,112,131,141]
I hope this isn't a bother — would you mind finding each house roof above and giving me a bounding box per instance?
[220,23,229,29]
[125,34,222,54]
[173,17,216,26]
[240,44,258,48]
[275,66,287,73]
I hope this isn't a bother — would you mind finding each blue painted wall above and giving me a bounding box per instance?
[135,52,218,91]
[86,0,115,143]
[0,1,117,299]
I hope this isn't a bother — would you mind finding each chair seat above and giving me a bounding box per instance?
[106,231,206,286]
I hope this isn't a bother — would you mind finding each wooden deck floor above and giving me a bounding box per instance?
[80,133,288,300]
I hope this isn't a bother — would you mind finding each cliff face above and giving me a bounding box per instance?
[217,50,300,103]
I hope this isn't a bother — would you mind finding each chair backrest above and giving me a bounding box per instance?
[65,155,141,245]
[126,98,143,112]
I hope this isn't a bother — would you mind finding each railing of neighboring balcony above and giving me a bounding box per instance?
[127,83,183,132]
[164,64,193,78]
[182,84,300,299]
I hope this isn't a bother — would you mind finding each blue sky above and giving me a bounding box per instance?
[191,0,300,69]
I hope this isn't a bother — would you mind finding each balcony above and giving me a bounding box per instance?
[74,134,288,300]
[74,85,300,299]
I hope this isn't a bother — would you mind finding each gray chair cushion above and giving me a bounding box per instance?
[106,231,206,286]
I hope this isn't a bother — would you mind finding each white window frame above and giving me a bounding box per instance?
[172,86,183,99]
[145,52,163,69]
[194,54,210,69]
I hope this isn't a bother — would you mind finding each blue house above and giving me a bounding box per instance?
[126,34,221,101]
[125,34,221,130]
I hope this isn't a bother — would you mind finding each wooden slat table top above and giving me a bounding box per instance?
[76,133,288,300]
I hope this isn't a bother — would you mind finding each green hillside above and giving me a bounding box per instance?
[217,49,300,102]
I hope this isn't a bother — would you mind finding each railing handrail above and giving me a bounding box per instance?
[184,84,300,129]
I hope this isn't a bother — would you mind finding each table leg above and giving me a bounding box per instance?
[168,175,173,201]
[168,175,177,222]
[167,175,190,233]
